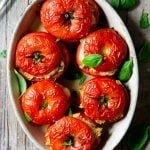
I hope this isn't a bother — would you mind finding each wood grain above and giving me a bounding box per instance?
[0,0,150,149]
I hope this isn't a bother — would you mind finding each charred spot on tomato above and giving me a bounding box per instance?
[39,101,48,110]
[25,51,44,64]
[62,135,74,147]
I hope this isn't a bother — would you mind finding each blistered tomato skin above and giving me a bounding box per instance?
[76,29,128,76]
[15,32,69,81]
[21,80,70,125]
[40,0,93,42]
[45,116,94,150]
[85,0,100,30]
[80,77,129,123]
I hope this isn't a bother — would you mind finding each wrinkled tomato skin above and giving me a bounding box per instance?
[21,80,70,125]
[15,32,69,81]
[45,116,94,150]
[85,0,100,30]
[40,0,93,42]
[73,112,102,150]
[80,77,129,123]
[76,29,128,76]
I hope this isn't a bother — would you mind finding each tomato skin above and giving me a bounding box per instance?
[73,112,102,150]
[45,116,94,150]
[15,32,69,81]
[40,0,93,42]
[21,80,70,125]
[80,77,129,123]
[76,29,128,76]
[85,0,100,30]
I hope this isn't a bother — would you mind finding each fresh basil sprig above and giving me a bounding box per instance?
[138,41,150,61]
[82,54,103,68]
[118,58,133,82]
[110,0,137,10]
[140,10,150,29]
[14,69,27,94]
[127,125,150,150]
[24,112,32,122]
[0,50,7,58]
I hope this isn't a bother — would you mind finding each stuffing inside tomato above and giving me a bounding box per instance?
[45,116,99,150]
[80,77,129,123]
[15,32,69,81]
[40,0,99,42]
[76,29,128,76]
[21,80,70,125]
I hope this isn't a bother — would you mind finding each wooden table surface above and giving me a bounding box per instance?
[0,0,150,149]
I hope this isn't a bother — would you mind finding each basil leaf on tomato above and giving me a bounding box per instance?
[140,10,150,29]
[118,58,133,82]
[138,41,150,61]
[24,112,32,122]
[0,50,7,58]
[127,125,150,150]
[82,54,103,68]
[14,69,27,94]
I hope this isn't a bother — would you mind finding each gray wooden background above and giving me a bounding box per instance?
[0,0,150,149]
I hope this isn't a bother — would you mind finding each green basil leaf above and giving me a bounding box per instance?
[138,41,150,61]
[14,69,27,94]
[62,136,74,147]
[127,125,150,150]
[68,108,73,116]
[79,74,87,85]
[110,0,137,10]
[111,0,120,9]
[140,10,150,29]
[0,50,7,58]
[24,112,32,122]
[117,58,133,82]
[82,54,103,68]
[120,0,136,9]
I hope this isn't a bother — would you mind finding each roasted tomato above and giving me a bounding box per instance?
[73,112,102,149]
[40,0,99,42]
[76,29,128,76]
[85,0,100,30]
[15,32,69,81]
[45,116,98,150]
[80,77,129,123]
[21,80,70,125]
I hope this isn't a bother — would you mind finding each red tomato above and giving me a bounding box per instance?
[80,77,129,123]
[85,0,100,30]
[76,29,128,76]
[45,116,95,150]
[15,32,69,81]
[21,80,70,125]
[40,0,96,42]
[73,112,102,149]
